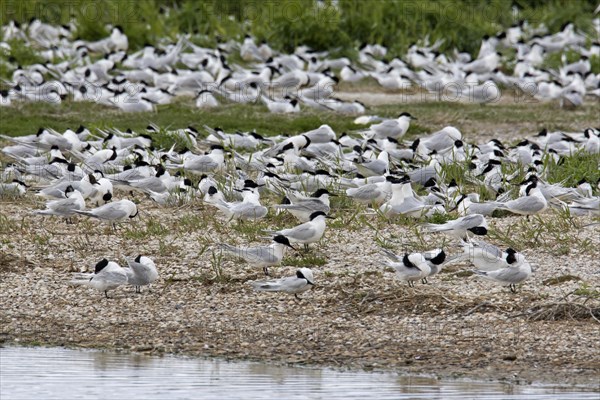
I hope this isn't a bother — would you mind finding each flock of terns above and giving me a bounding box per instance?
[0,16,598,299]
[1,17,599,111]
[1,112,598,298]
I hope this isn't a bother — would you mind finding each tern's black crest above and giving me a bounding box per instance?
[94,258,109,274]
[423,177,437,188]
[525,181,537,196]
[280,196,291,205]
[244,179,260,188]
[301,135,311,148]
[296,269,314,285]
[311,188,330,197]
[250,131,265,140]
[506,250,518,265]
[135,255,142,263]
[430,250,446,265]
[468,226,488,236]
[154,165,166,177]
[309,211,327,220]
[480,163,497,174]
[399,175,411,184]
[273,235,293,247]
[281,142,295,152]
[537,128,548,137]
[493,149,505,158]
[402,254,418,269]
[50,157,67,165]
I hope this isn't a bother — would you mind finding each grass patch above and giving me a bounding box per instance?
[284,251,328,267]
[0,100,359,138]
[122,217,169,239]
[1,100,598,141]
[2,1,597,58]
[573,282,600,299]
[544,151,600,192]
[177,214,207,232]
[488,212,596,256]
[0,214,19,234]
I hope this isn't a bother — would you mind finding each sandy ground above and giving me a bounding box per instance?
[1,194,599,387]
[0,96,599,385]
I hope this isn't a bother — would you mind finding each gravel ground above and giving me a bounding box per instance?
[1,194,599,387]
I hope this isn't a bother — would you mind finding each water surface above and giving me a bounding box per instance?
[1,346,597,399]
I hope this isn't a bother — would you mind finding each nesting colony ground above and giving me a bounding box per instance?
[0,100,599,387]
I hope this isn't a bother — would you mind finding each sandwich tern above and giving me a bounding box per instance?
[75,199,139,228]
[70,258,128,298]
[270,211,334,250]
[423,214,488,239]
[381,250,431,287]
[474,257,532,292]
[124,255,158,293]
[248,267,314,299]
[35,185,85,222]
[220,235,296,275]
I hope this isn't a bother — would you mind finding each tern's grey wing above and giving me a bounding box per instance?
[130,177,167,193]
[186,156,218,172]
[504,197,545,213]
[372,119,398,134]
[488,266,529,284]
[395,266,423,280]
[275,201,328,213]
[348,184,380,200]
[124,267,137,282]
[39,184,68,198]
[93,203,128,220]
[277,277,307,293]
[100,269,128,285]
[248,246,280,264]
[48,197,80,214]
[450,214,484,229]
[280,224,316,241]
[390,197,424,214]
[407,166,438,185]
[297,198,329,210]
[125,258,144,271]
[225,245,280,265]
[249,276,286,291]
[469,202,501,216]
[230,203,268,219]
[250,276,302,292]
[361,159,386,173]
[472,240,503,258]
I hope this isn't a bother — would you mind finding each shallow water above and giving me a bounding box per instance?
[0,346,597,399]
